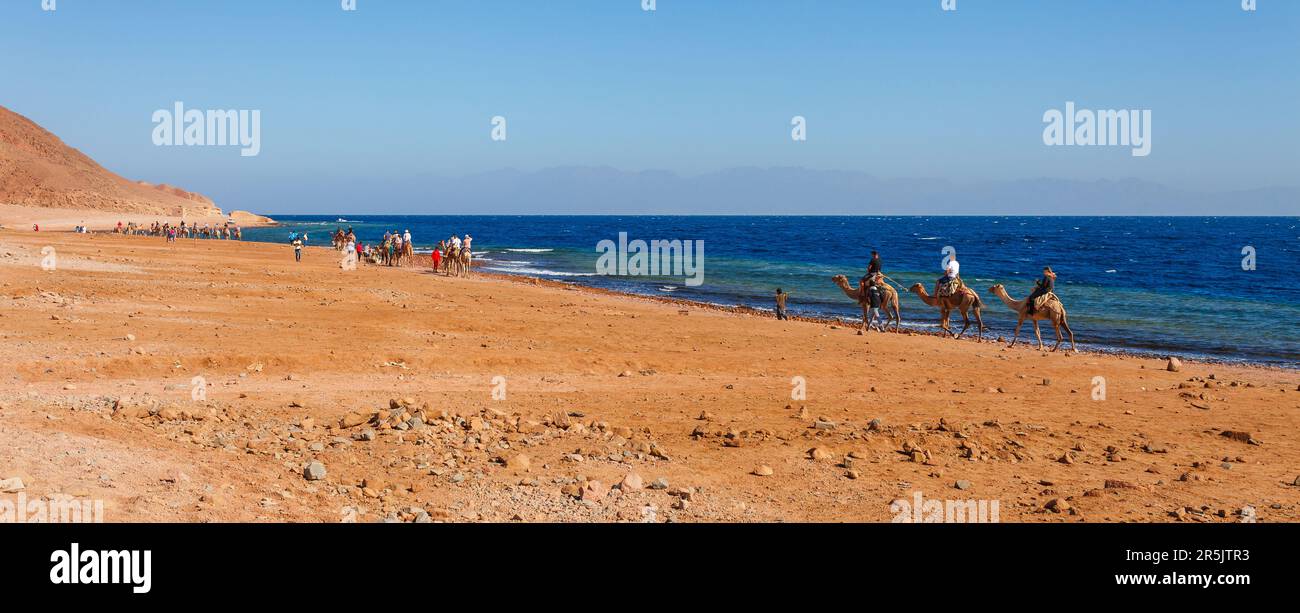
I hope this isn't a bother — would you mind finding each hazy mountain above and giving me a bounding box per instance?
[384,166,1297,216]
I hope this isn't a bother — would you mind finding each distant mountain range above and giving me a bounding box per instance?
[3,102,1293,217]
[398,166,1297,216]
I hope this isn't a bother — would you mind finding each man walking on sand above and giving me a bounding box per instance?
[293,237,303,262]
[866,281,885,332]
[775,288,791,321]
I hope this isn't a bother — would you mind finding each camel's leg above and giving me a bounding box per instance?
[1009,317,1024,347]
[892,302,902,332]
[973,308,984,342]
[955,309,970,340]
[1033,321,1044,349]
[1062,319,1077,352]
[1051,320,1064,352]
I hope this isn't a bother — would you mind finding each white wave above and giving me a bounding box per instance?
[916,236,941,240]
[486,266,595,277]
[506,248,554,253]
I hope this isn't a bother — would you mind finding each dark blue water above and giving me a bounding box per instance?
[245,216,1300,367]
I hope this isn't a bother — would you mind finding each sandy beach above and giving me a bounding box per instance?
[2,227,1297,523]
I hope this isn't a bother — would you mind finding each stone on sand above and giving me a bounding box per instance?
[506,454,531,473]
[303,461,327,481]
[619,472,644,491]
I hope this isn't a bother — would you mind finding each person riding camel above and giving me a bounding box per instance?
[1025,266,1057,315]
[862,250,882,289]
[935,250,960,297]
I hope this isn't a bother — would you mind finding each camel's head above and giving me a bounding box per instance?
[831,275,848,285]
[988,284,1004,294]
[908,283,925,294]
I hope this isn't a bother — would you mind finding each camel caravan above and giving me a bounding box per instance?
[830,250,1074,352]
[114,220,242,240]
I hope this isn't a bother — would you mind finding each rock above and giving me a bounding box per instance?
[752,465,774,477]
[649,477,670,490]
[1219,431,1261,445]
[506,454,531,473]
[845,469,860,479]
[353,428,376,442]
[1166,357,1181,372]
[1045,498,1070,513]
[339,412,368,428]
[580,480,610,502]
[619,472,644,491]
[0,477,25,493]
[303,461,327,481]
[1104,479,1139,490]
[955,480,972,491]
[808,447,835,461]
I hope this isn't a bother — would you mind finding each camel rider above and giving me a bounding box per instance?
[936,251,960,297]
[862,250,882,288]
[1026,266,1056,315]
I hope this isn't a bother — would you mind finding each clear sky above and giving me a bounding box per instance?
[1,0,1296,213]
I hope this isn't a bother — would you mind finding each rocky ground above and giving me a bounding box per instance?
[2,230,1298,523]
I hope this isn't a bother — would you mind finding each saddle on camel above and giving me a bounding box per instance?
[936,275,975,300]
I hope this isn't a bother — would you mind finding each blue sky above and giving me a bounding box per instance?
[1,0,1296,214]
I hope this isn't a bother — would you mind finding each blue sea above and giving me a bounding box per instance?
[245,216,1300,368]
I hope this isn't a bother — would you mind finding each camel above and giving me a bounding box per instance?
[459,248,472,277]
[988,284,1076,352]
[831,275,901,333]
[444,246,462,276]
[401,241,415,267]
[908,282,985,341]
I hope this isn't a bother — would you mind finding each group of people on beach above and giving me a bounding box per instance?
[114,220,242,241]
[431,234,471,276]
[307,227,473,277]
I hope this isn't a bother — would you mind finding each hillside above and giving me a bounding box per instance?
[0,105,223,217]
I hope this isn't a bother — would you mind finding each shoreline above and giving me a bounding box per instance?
[469,268,1300,373]
[24,221,1299,371]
